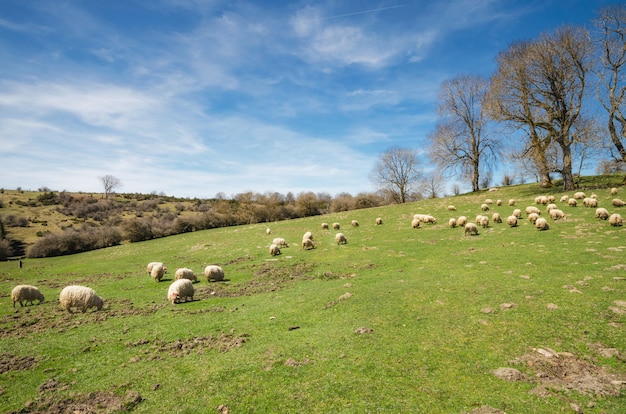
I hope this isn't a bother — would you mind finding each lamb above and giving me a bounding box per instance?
[457,216,468,226]
[506,215,518,227]
[508,199,516,206]
[351,220,359,227]
[375,217,383,225]
[411,218,421,229]
[491,212,502,223]
[525,206,541,216]
[333,223,341,230]
[527,212,539,224]
[146,262,167,275]
[535,217,549,231]
[568,198,578,207]
[548,209,566,220]
[595,208,610,220]
[11,285,44,308]
[321,222,329,229]
[272,237,289,248]
[167,279,194,305]
[609,213,623,227]
[512,209,522,218]
[481,203,490,211]
[464,222,479,236]
[302,238,314,250]
[610,187,618,196]
[174,268,197,282]
[448,218,457,228]
[269,243,281,256]
[204,265,225,282]
[335,233,347,244]
[447,205,457,211]
[150,263,166,282]
[612,198,625,207]
[59,285,103,313]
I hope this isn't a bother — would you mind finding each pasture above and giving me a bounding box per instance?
[1,178,625,413]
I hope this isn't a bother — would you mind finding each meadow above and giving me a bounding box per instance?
[1,177,625,413]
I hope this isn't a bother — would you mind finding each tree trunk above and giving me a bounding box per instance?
[560,144,575,191]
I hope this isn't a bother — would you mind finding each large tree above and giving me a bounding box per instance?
[369,146,422,204]
[429,75,499,192]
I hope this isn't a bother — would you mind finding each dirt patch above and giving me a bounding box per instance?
[0,353,39,374]
[499,347,626,397]
[125,330,249,359]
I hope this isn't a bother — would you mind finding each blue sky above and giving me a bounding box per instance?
[0,0,617,198]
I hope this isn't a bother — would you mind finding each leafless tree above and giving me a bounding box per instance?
[369,146,423,204]
[421,173,445,199]
[429,75,499,192]
[99,175,122,199]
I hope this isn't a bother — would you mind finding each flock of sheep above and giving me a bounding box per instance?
[9,187,623,311]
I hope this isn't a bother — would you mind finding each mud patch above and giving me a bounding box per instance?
[125,330,249,359]
[0,353,39,374]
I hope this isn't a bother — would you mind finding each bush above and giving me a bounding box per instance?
[26,225,122,258]
[0,239,11,260]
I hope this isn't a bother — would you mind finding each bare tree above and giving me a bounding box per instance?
[594,4,626,180]
[369,146,423,204]
[99,175,122,199]
[421,173,445,199]
[429,75,499,192]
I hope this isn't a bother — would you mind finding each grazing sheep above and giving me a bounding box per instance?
[568,198,578,207]
[484,199,493,205]
[590,193,598,199]
[448,218,457,228]
[512,209,522,219]
[335,233,347,244]
[527,212,540,224]
[420,215,437,224]
[609,213,623,227]
[302,238,314,250]
[447,205,457,211]
[508,199,516,206]
[167,279,194,305]
[269,243,281,256]
[59,285,103,313]
[146,262,167,275]
[321,222,329,229]
[535,196,548,205]
[464,222,479,236]
[560,195,569,203]
[481,203,490,211]
[583,197,598,208]
[506,215,518,227]
[535,217,549,231]
[525,206,541,216]
[613,198,625,207]
[272,237,289,248]
[174,268,197,282]
[333,223,341,230]
[204,265,225,282]
[11,285,44,308]
[610,187,618,196]
[411,218,421,229]
[303,231,313,241]
[351,220,359,227]
[547,195,555,203]
[595,208,610,220]
[491,212,502,223]
[150,263,166,282]
[266,228,271,235]
[478,215,489,228]
[574,191,586,200]
[548,209,566,220]
[546,203,557,211]
[457,216,468,226]
[375,217,383,225]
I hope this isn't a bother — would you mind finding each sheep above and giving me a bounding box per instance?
[204,265,225,282]
[457,216,468,226]
[59,285,103,313]
[560,195,569,203]
[420,215,437,224]
[321,222,329,229]
[272,237,289,248]
[506,215,518,227]
[174,268,197,282]
[448,218,457,228]
[508,199,516,206]
[302,238,315,250]
[568,198,578,207]
[525,206,541,216]
[527,212,540,224]
[351,220,359,227]
[478,215,489,228]
[613,198,625,207]
[11,285,44,308]
[480,203,490,211]
[484,199,493,204]
[609,213,623,227]
[447,205,457,211]
[266,228,271,235]
[492,212,502,223]
[548,209,566,220]
[610,187,618,196]
[269,243,281,256]
[547,195,555,203]
[411,218,421,229]
[574,191,586,199]
[595,208,610,220]
[535,196,548,205]
[167,279,194,305]
[375,217,383,225]
[590,193,598,199]
[535,217,549,231]
[332,223,341,230]
[150,263,166,282]
[546,203,557,211]
[146,262,167,275]
[464,222,479,236]
[303,231,313,241]
[512,209,522,218]
[583,197,598,208]
[335,233,347,244]
[496,199,502,206]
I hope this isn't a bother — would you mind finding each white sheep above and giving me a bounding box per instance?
[547,195,555,203]
[204,265,225,282]
[480,203,490,211]
[568,198,578,207]
[302,238,314,250]
[464,222,479,236]
[375,217,383,225]
[351,220,359,227]
[560,195,569,203]
[583,197,598,208]
[272,237,289,248]
[610,187,618,196]
[512,209,522,218]
[333,223,341,230]
[150,263,165,282]
[167,279,194,305]
[595,208,610,220]
[491,212,502,223]
[535,196,548,205]
[448,218,457,228]
[335,233,347,244]
[478,215,489,228]
[59,285,103,313]
[447,205,457,211]
[174,268,197,282]
[422,215,437,224]
[269,243,281,256]
[411,218,421,229]
[303,231,313,241]
[496,199,502,206]
[574,191,586,199]
[613,198,625,207]
[266,228,271,235]
[457,216,468,226]
[146,262,167,275]
[506,215,518,227]
[546,203,557,211]
[548,209,566,220]
[484,198,493,204]
[321,222,329,229]
[508,199,516,206]
[11,285,44,308]
[609,213,623,227]
[535,217,549,231]
[527,212,539,224]
[525,206,541,216]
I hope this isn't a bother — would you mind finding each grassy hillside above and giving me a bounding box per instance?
[1,177,625,413]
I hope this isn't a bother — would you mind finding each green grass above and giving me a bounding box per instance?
[1,176,625,413]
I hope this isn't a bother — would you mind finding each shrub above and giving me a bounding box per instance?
[0,239,11,260]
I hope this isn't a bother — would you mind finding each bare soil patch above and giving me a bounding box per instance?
[0,353,39,374]
[125,330,249,359]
